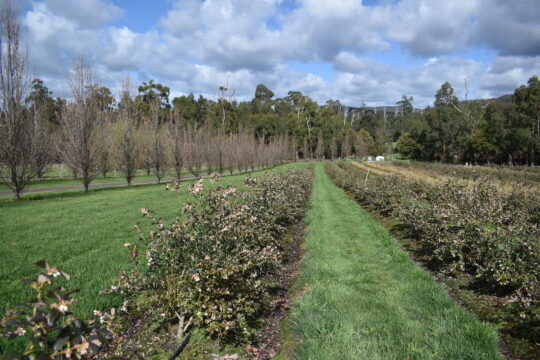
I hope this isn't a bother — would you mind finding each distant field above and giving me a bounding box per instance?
[0,163,301,319]
[353,161,540,194]
[389,160,540,185]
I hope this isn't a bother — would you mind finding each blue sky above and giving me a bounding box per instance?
[18,0,540,107]
[108,0,170,32]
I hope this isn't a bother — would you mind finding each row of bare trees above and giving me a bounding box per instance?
[0,10,293,199]
[307,130,372,161]
[0,2,292,199]
[108,113,293,187]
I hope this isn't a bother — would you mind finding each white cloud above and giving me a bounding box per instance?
[24,2,103,78]
[159,0,283,71]
[42,0,123,28]
[387,0,540,57]
[330,53,484,107]
[18,0,540,107]
[387,0,479,57]
[472,0,540,56]
[481,56,540,95]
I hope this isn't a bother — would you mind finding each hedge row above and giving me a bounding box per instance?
[104,167,314,356]
[326,162,539,303]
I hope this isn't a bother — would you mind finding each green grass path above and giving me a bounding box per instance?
[291,164,502,359]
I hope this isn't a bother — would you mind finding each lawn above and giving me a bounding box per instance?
[290,163,502,359]
[0,164,191,191]
[0,163,302,319]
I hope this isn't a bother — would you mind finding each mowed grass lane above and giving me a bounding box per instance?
[0,164,302,319]
[291,164,502,359]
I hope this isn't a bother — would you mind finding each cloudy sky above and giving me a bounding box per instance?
[14,0,540,107]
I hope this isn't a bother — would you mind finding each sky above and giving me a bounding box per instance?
[13,0,540,107]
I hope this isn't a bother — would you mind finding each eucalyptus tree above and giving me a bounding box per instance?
[513,75,540,165]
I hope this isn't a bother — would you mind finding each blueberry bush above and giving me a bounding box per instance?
[103,168,313,357]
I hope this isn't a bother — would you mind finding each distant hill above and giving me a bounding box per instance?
[341,93,514,114]
[342,105,423,115]
[458,93,513,107]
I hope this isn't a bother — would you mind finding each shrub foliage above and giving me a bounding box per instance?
[105,168,313,355]
[325,162,539,304]
[1,168,313,358]
[0,262,110,359]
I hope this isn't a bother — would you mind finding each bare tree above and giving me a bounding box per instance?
[224,133,236,174]
[234,131,247,172]
[96,117,112,178]
[139,124,153,176]
[58,57,99,192]
[0,0,35,200]
[144,99,170,183]
[170,113,184,179]
[202,126,214,175]
[218,76,235,128]
[111,76,139,185]
[111,114,139,186]
[184,124,203,177]
[203,125,226,174]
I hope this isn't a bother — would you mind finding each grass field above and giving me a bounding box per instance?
[1,161,509,358]
[0,164,300,320]
[290,164,502,359]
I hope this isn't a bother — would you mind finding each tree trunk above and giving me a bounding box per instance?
[83,169,90,192]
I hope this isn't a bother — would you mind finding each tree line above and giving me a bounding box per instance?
[395,79,540,166]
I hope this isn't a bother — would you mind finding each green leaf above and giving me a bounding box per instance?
[53,328,70,351]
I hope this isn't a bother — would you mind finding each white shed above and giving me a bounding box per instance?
[375,156,385,161]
